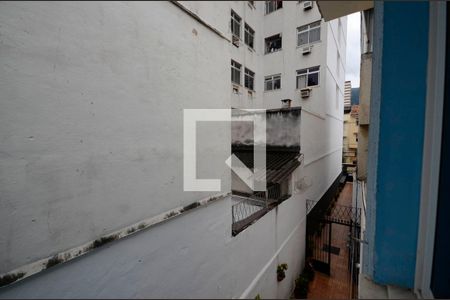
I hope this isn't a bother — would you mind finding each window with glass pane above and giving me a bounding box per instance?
[245,68,255,90]
[244,24,255,49]
[297,25,309,46]
[265,0,283,14]
[231,10,241,38]
[265,74,281,91]
[231,60,241,85]
[309,21,321,42]
[273,75,281,89]
[265,78,272,91]
[265,34,282,54]
[296,66,319,89]
[297,21,321,47]
[308,71,319,86]
[296,73,307,89]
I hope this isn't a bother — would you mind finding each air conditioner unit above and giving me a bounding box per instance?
[302,46,312,55]
[232,35,240,47]
[301,88,311,98]
[303,1,313,10]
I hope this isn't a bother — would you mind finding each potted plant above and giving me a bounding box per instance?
[277,263,288,282]
[294,260,315,298]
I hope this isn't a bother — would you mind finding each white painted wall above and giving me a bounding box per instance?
[259,2,346,204]
[224,1,346,202]
[231,110,301,147]
[0,194,306,299]
[0,1,231,274]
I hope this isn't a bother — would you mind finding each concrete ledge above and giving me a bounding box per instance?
[0,192,229,288]
[359,275,416,299]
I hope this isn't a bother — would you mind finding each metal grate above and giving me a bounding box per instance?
[231,185,286,235]
[306,199,361,226]
[232,197,267,224]
[250,184,282,202]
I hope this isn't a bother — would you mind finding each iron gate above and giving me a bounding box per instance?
[306,199,361,296]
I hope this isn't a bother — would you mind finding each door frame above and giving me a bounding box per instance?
[414,2,447,298]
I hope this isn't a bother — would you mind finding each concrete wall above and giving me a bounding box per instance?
[300,114,343,202]
[359,53,372,125]
[0,194,307,299]
[231,110,301,147]
[343,112,358,164]
[357,125,369,180]
[0,0,230,276]
[357,52,372,180]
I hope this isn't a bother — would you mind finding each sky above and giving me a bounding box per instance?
[345,12,361,88]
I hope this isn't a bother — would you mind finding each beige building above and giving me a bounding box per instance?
[343,104,359,174]
[357,9,373,181]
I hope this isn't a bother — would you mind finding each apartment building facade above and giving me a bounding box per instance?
[226,0,346,209]
[0,1,346,298]
[344,80,352,109]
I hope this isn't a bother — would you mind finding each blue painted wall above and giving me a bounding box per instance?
[372,1,429,288]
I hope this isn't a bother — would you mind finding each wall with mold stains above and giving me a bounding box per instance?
[0,192,306,299]
[0,1,344,298]
[231,110,302,147]
[0,1,231,274]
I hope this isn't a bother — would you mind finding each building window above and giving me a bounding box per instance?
[231,10,241,39]
[231,60,241,85]
[265,34,282,54]
[296,66,320,89]
[245,68,255,91]
[297,21,321,47]
[265,0,283,14]
[244,23,255,49]
[265,74,281,91]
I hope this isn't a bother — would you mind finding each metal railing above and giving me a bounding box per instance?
[232,198,267,224]
[250,184,282,202]
[231,184,286,235]
[306,199,361,226]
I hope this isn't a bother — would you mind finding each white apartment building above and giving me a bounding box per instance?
[344,80,352,110]
[225,0,346,224]
[0,1,346,298]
